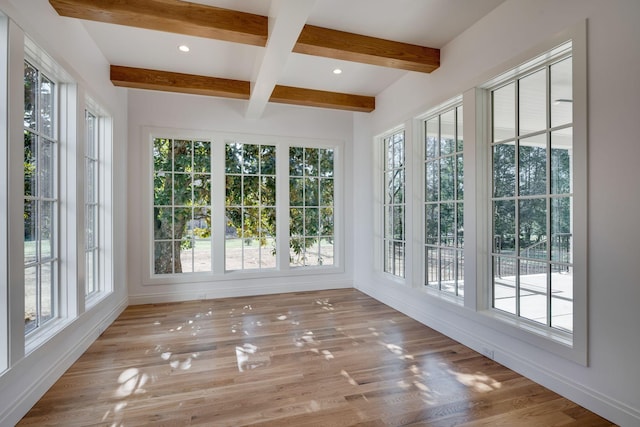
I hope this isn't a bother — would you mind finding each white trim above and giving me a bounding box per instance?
[0,13,9,373]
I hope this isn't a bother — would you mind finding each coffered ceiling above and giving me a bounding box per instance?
[48,0,506,117]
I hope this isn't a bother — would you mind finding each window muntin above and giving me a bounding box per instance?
[225,143,276,271]
[424,106,464,296]
[289,147,334,267]
[383,130,405,278]
[490,52,574,333]
[153,138,212,274]
[24,60,58,334]
[85,110,98,296]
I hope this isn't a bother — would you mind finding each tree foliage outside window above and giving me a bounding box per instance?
[24,60,57,333]
[153,138,212,274]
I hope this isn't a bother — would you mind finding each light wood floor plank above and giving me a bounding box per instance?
[18,289,615,426]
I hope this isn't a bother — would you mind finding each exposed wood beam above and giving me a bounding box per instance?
[110,65,375,112]
[270,85,375,113]
[294,25,440,73]
[110,65,250,99]
[49,0,268,46]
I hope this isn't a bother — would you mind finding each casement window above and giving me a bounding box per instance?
[424,105,464,296]
[152,138,212,274]
[147,132,341,280]
[488,41,576,333]
[23,59,58,334]
[382,130,405,278]
[225,143,276,270]
[84,110,99,296]
[289,147,334,267]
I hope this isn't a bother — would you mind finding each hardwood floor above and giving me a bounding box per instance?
[19,289,615,426]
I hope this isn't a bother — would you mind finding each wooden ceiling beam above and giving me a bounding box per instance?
[110,65,375,112]
[294,25,440,73]
[110,65,251,99]
[49,0,268,46]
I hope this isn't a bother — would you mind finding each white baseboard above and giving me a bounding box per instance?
[0,296,128,427]
[356,282,640,427]
[129,279,353,305]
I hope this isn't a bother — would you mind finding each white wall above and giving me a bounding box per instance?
[126,90,355,303]
[0,1,129,425]
[353,0,640,425]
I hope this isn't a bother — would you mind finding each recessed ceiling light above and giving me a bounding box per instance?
[178,45,190,53]
[332,68,342,75]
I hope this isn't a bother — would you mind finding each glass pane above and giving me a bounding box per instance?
[456,154,464,200]
[440,202,454,247]
[425,160,439,202]
[193,141,211,173]
[393,170,404,205]
[440,248,456,294]
[261,207,276,238]
[551,264,573,332]
[384,205,393,240]
[289,146,304,176]
[226,208,242,239]
[225,143,242,174]
[193,207,211,237]
[304,177,319,206]
[40,139,55,199]
[154,241,174,274]
[86,251,96,295]
[173,174,191,206]
[260,237,277,269]
[493,142,516,197]
[425,117,438,160]
[320,207,334,236]
[305,148,319,176]
[225,237,243,271]
[39,76,55,138]
[40,201,54,260]
[493,256,516,314]
[551,57,572,128]
[551,197,572,263]
[320,178,334,207]
[440,109,455,156]
[319,238,334,266]
[393,206,404,240]
[24,200,37,264]
[153,138,172,172]
[319,149,334,177]
[193,239,211,272]
[179,240,194,273]
[519,134,547,196]
[456,202,464,248]
[85,204,96,247]
[261,176,276,206]
[305,237,319,266]
[519,260,547,324]
[243,208,259,240]
[425,246,438,287]
[456,250,464,296]
[260,145,276,175]
[289,177,304,207]
[305,207,319,237]
[492,83,515,142]
[24,62,37,129]
[242,144,259,174]
[243,175,260,206]
[192,174,211,206]
[425,203,438,245]
[25,266,37,333]
[551,128,572,195]
[154,173,172,206]
[393,134,404,169]
[226,175,241,206]
[385,137,394,171]
[289,208,303,237]
[519,198,547,258]
[440,156,454,201]
[154,207,173,240]
[493,200,515,253]
[519,69,547,135]
[86,159,97,203]
[289,237,305,267]
[456,106,464,152]
[24,131,36,197]
[173,140,192,173]
[173,207,192,240]
[86,113,96,158]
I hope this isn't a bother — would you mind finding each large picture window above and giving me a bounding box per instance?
[382,130,405,278]
[153,138,212,274]
[490,44,574,332]
[24,60,57,334]
[424,105,464,296]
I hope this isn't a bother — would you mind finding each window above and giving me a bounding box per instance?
[289,147,334,267]
[382,130,405,277]
[225,143,276,270]
[24,60,58,334]
[489,43,574,333]
[424,105,464,296]
[153,138,212,274]
[84,110,98,296]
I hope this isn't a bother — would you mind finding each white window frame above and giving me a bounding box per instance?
[141,127,344,286]
[469,24,588,364]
